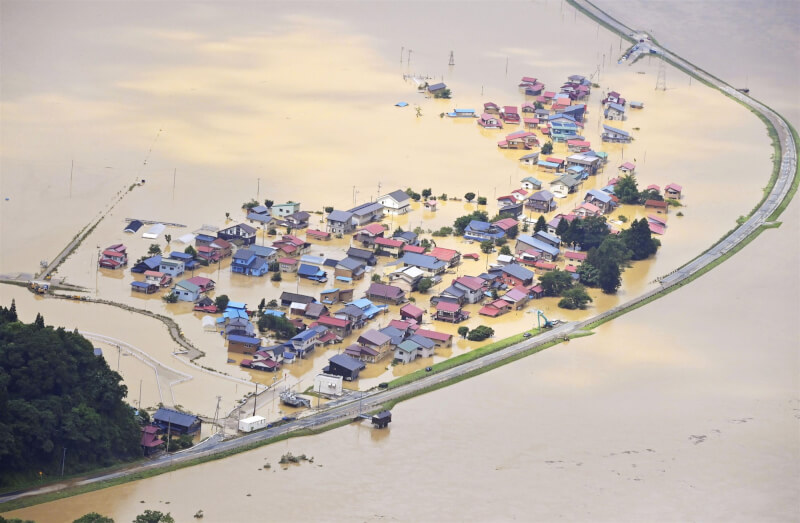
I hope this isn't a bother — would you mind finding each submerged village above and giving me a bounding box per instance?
[45,71,683,446]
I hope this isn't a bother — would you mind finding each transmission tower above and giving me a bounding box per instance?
[655,57,667,91]
[448,51,455,66]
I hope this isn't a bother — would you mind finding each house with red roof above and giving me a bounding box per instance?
[278,257,298,273]
[316,315,352,337]
[374,236,404,257]
[99,244,128,269]
[645,199,669,213]
[365,282,406,305]
[399,303,425,323]
[618,162,636,175]
[430,247,461,267]
[501,106,520,124]
[354,223,386,246]
[493,218,519,234]
[433,301,469,323]
[478,113,503,129]
[665,183,683,199]
[414,328,453,348]
[483,102,500,114]
[564,251,587,264]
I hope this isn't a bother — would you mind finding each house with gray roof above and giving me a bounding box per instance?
[347,202,384,226]
[550,174,583,198]
[366,282,406,304]
[335,257,366,281]
[377,190,411,215]
[326,210,355,235]
[347,246,378,266]
[584,189,615,214]
[526,190,556,212]
[515,235,560,261]
[400,252,447,276]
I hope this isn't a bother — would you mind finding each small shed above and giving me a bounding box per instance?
[372,410,392,429]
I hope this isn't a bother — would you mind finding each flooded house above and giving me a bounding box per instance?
[603,90,624,105]
[232,249,269,276]
[348,202,384,226]
[299,263,329,282]
[483,102,500,114]
[288,329,319,358]
[516,235,560,262]
[563,104,586,122]
[546,213,576,235]
[400,252,447,276]
[523,117,540,129]
[604,102,626,121]
[357,329,393,361]
[280,211,310,230]
[278,257,298,272]
[377,189,411,215]
[324,354,365,381]
[124,220,143,234]
[145,270,171,287]
[584,189,615,214]
[172,280,202,302]
[374,236,404,257]
[130,255,161,273]
[306,229,331,241]
[347,246,378,266]
[426,82,448,96]
[601,124,632,143]
[519,154,541,168]
[218,223,257,246]
[564,251,587,265]
[326,210,356,235]
[399,303,425,323]
[526,190,556,212]
[464,220,506,242]
[520,175,542,190]
[645,199,669,213]
[549,120,580,142]
[538,157,564,173]
[433,301,469,323]
[665,183,683,199]
[414,328,453,348]
[619,162,636,175]
[501,105,520,124]
[550,174,583,198]
[354,223,386,246]
[168,251,198,271]
[495,264,535,287]
[99,244,128,269]
[246,210,272,226]
[394,335,436,364]
[152,408,201,435]
[227,334,262,355]
[478,112,503,129]
[430,247,461,267]
[365,282,406,304]
[534,230,561,250]
[451,275,486,304]
[316,315,352,337]
[271,202,301,218]
[273,235,309,257]
[159,258,185,278]
[390,265,425,292]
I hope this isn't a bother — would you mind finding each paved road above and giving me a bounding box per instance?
[1,2,796,507]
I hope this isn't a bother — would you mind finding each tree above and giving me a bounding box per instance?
[324,206,334,214]
[539,269,574,296]
[214,294,229,311]
[555,216,570,238]
[421,188,432,198]
[0,314,142,484]
[433,88,451,99]
[184,245,197,258]
[267,299,278,308]
[371,274,382,283]
[264,199,274,208]
[506,224,519,239]
[164,234,171,245]
[453,210,489,235]
[561,217,581,247]
[242,199,259,210]
[257,314,298,339]
[480,240,494,254]
[258,298,266,314]
[499,245,512,256]
[576,261,601,287]
[534,215,547,232]
[34,312,45,328]
[613,173,640,204]
[148,243,162,256]
[541,141,553,155]
[133,510,175,523]
[580,216,610,250]
[597,258,622,294]
[271,271,282,282]
[623,218,660,260]
[225,212,230,220]
[439,193,447,200]
[457,326,469,338]
[534,101,544,110]
[73,513,114,523]
[477,196,487,205]
[558,286,593,310]
[417,277,433,293]
[464,192,476,202]
[163,292,178,303]
[467,325,494,341]
[521,221,530,233]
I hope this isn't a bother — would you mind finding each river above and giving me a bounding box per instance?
[2,0,798,521]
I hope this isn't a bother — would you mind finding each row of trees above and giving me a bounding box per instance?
[613,173,663,205]
[0,302,143,485]
[456,325,495,341]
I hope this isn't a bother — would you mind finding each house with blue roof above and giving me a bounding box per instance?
[602,124,632,143]
[228,334,262,354]
[232,249,269,276]
[604,102,626,121]
[563,104,586,122]
[496,264,535,287]
[289,328,319,357]
[400,252,447,276]
[247,212,272,225]
[584,189,615,214]
[534,230,562,249]
[464,220,505,242]
[550,121,580,143]
[173,280,201,302]
[131,255,162,274]
[515,234,561,261]
[298,263,328,282]
[169,251,198,270]
[250,245,277,261]
[349,298,388,319]
[195,233,217,246]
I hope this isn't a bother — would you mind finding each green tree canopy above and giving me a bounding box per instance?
[214,294,229,311]
[147,244,162,256]
[555,215,570,238]
[184,245,198,258]
[613,173,640,204]
[534,215,547,232]
[467,325,495,341]
[417,277,433,293]
[623,218,660,260]
[541,142,553,155]
[453,210,489,235]
[558,286,593,310]
[0,310,142,484]
[133,511,175,523]
[539,269,574,297]
[480,240,494,254]
[464,192,476,202]
[457,326,469,338]
[73,513,114,523]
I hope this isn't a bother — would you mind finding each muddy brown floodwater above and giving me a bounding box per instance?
[2,0,798,521]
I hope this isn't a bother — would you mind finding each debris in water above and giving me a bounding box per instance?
[194,510,204,519]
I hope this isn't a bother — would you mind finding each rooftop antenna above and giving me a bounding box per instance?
[448,51,454,66]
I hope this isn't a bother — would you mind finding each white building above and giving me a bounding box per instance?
[314,373,343,397]
[377,189,411,215]
[238,415,267,433]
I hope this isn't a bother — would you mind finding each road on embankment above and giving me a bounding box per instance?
[1,1,796,508]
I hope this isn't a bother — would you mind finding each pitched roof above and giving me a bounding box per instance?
[328,210,354,223]
[337,257,365,271]
[280,292,314,304]
[415,329,452,342]
[454,275,485,291]
[400,303,424,317]
[493,218,518,231]
[401,252,446,271]
[665,183,683,192]
[367,282,405,299]
[348,201,384,216]
[175,280,200,293]
[358,329,392,346]
[153,408,199,428]
[329,353,365,372]
[500,264,534,282]
[317,315,350,328]
[228,334,261,345]
[587,189,612,204]
[430,247,460,262]
[375,236,404,248]
[530,190,554,201]
[383,189,410,203]
[436,301,461,312]
[359,223,385,235]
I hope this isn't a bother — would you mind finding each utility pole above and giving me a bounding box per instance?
[166,421,172,455]
[257,178,260,201]
[138,379,143,410]
[400,46,404,63]
[172,168,176,201]
[448,51,454,66]
[253,383,258,416]
[407,49,412,65]
[61,447,67,476]
[505,56,509,76]
[69,160,74,198]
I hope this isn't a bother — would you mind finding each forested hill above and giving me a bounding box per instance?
[0,301,142,485]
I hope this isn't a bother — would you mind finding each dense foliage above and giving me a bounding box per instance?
[466,325,495,341]
[257,314,297,339]
[558,286,593,310]
[454,210,489,235]
[0,303,141,484]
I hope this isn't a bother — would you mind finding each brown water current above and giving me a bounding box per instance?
[1,0,798,520]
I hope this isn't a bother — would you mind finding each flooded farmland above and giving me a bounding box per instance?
[1,0,798,521]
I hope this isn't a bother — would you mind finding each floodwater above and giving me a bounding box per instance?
[0,0,774,419]
[2,0,798,520]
